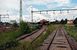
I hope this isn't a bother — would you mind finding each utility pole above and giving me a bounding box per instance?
[20,0,22,22]
[0,15,1,22]
[31,11,33,22]
[31,6,33,22]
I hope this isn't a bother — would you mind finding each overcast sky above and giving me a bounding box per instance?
[0,0,77,22]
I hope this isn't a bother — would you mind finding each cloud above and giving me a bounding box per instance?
[0,0,19,16]
[0,0,77,22]
[33,13,47,22]
[56,0,70,4]
[28,0,70,5]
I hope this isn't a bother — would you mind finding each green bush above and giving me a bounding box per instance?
[0,40,18,50]
[64,25,77,41]
[0,29,21,50]
[12,22,19,28]
[75,24,77,27]
[27,24,57,50]
[19,21,31,34]
[4,24,59,50]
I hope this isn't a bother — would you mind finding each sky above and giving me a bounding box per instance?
[0,0,77,22]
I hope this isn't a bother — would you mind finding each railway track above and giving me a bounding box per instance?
[19,25,46,42]
[16,29,39,41]
[37,27,75,50]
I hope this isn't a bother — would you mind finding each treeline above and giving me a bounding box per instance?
[74,18,77,27]
[0,21,41,50]
[0,18,77,26]
[50,19,67,24]
[50,18,77,26]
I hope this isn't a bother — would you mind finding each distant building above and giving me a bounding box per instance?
[67,20,74,25]
[10,20,16,24]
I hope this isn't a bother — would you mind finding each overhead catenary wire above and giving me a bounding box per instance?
[31,9,77,22]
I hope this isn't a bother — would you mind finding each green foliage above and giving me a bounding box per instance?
[60,19,67,24]
[74,18,77,24]
[30,24,40,31]
[50,19,67,24]
[0,21,32,49]
[5,24,59,50]
[12,22,19,27]
[27,24,58,50]
[0,30,20,50]
[0,21,40,50]
[75,24,77,27]
[64,25,77,41]
[74,18,77,27]
[0,40,18,50]
[19,21,31,34]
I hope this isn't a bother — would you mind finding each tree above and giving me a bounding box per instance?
[64,19,67,24]
[19,21,31,34]
[12,22,19,27]
[60,19,67,24]
[74,18,77,27]
[74,18,77,24]
[60,19,64,24]
[55,20,60,24]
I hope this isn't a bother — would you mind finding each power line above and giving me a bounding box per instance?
[31,9,77,22]
[32,9,77,12]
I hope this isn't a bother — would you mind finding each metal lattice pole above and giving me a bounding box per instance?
[20,0,22,22]
[31,11,33,22]
[0,15,1,22]
[31,6,33,22]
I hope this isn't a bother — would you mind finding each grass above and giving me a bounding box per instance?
[0,23,40,50]
[0,29,20,45]
[64,25,77,41]
[0,28,21,50]
[27,24,59,50]
[8,24,59,50]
